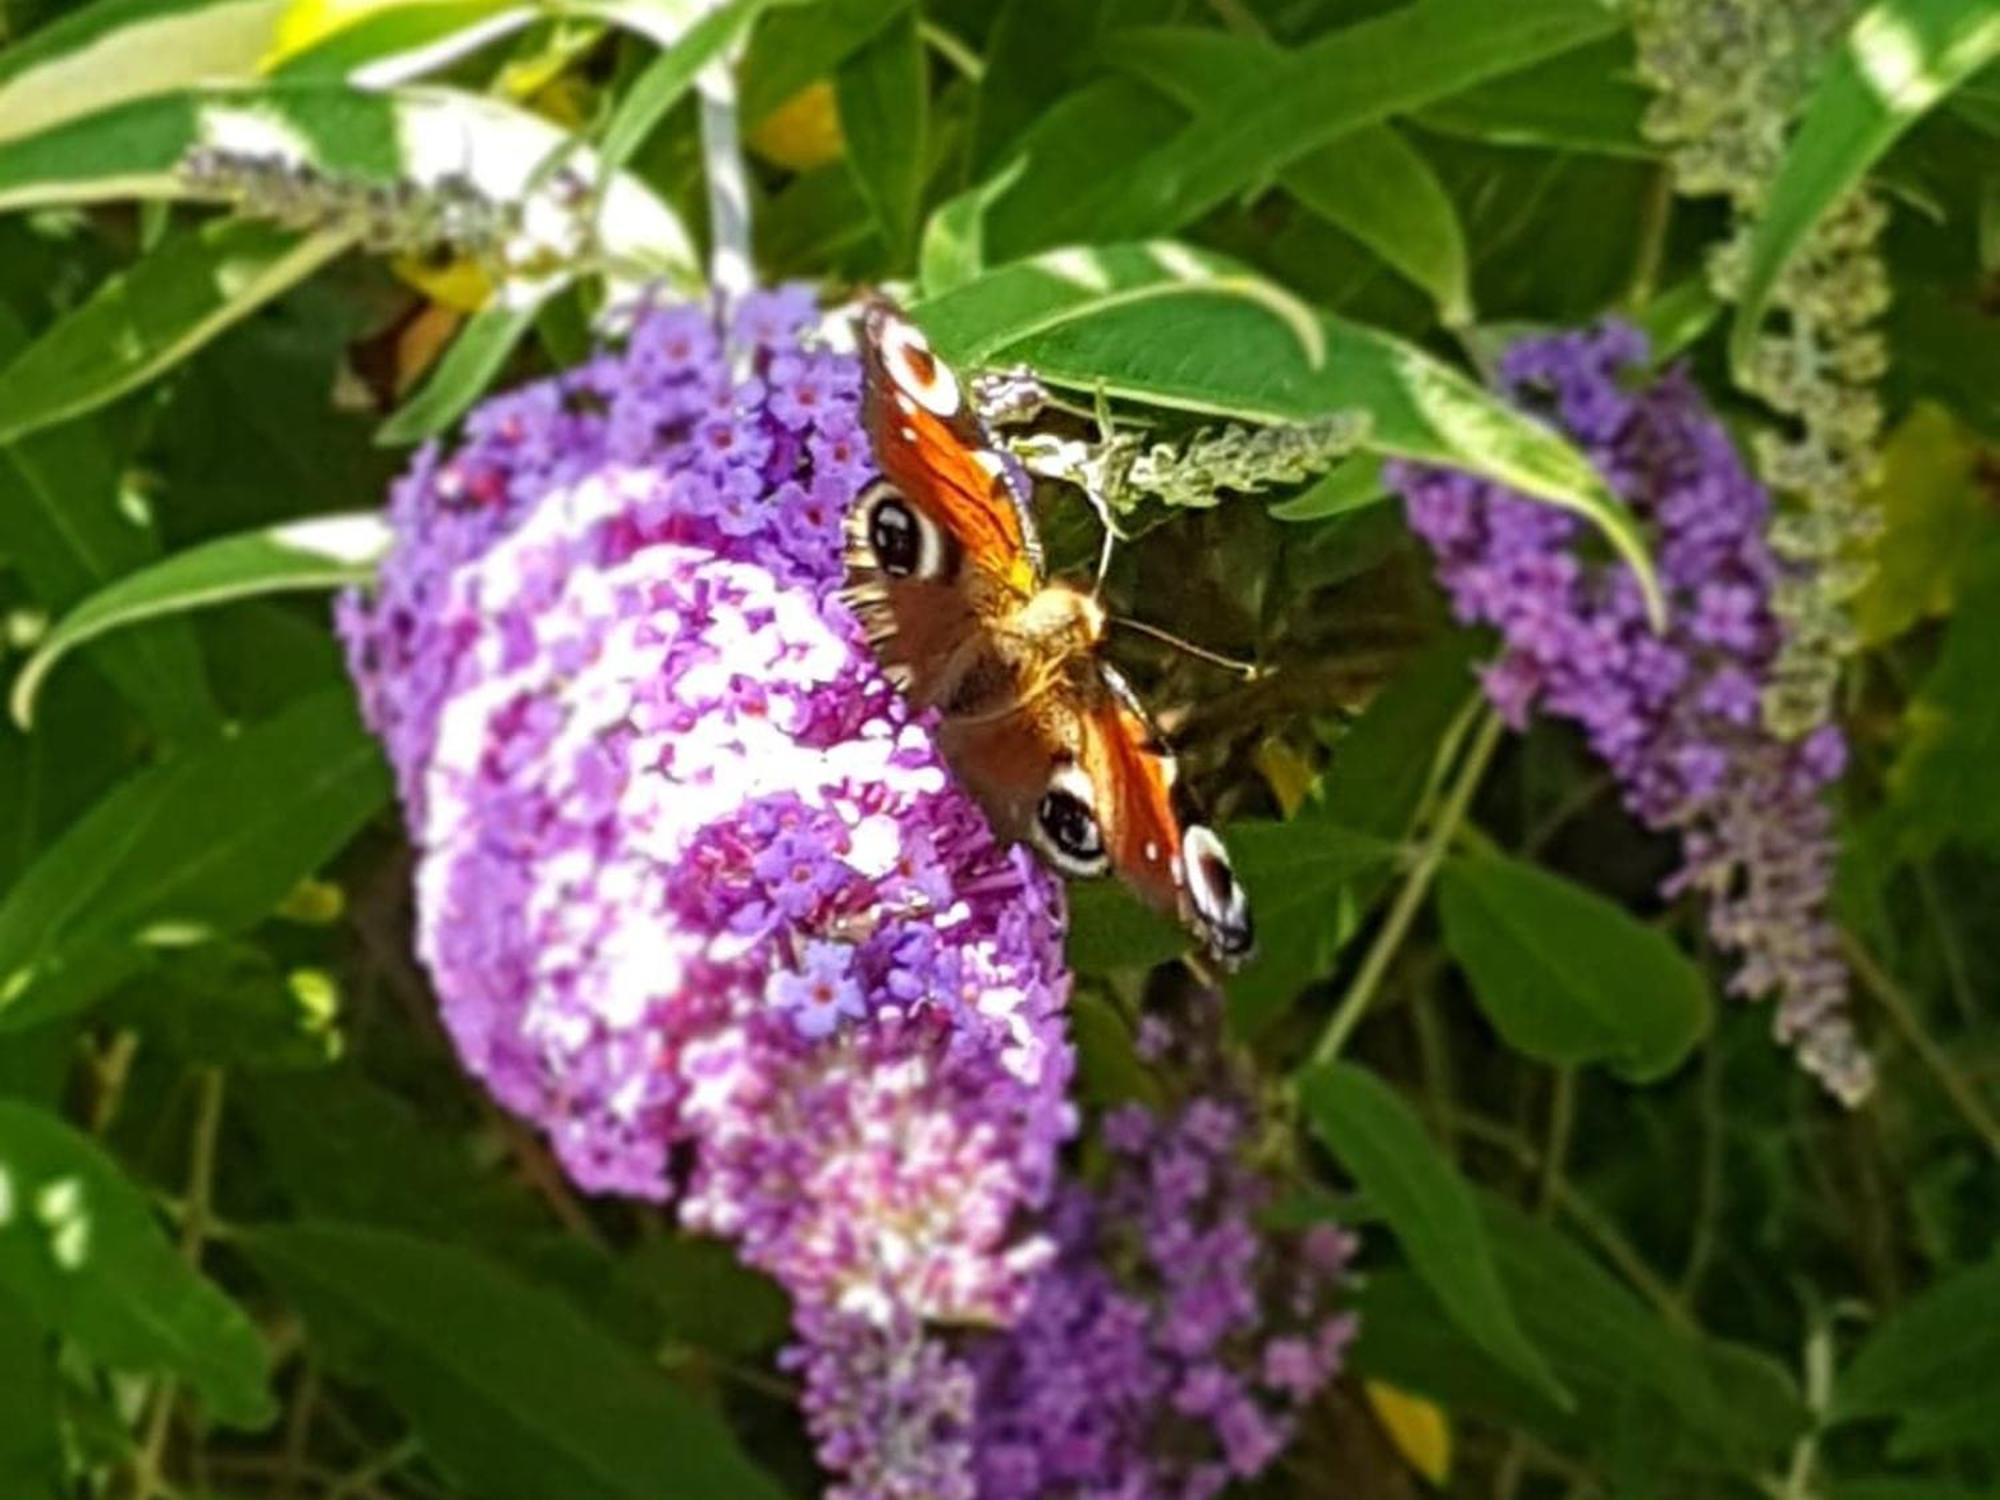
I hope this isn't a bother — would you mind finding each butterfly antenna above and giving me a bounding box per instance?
[1110,617,1264,680]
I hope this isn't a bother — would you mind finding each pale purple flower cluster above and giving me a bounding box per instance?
[339,290,1077,1489]
[1389,323,1872,1103]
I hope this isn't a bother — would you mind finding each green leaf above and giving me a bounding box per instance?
[0,1289,63,1497]
[1437,853,1711,1080]
[918,155,1026,300]
[1890,536,2000,857]
[598,0,795,171]
[1833,1482,1997,1500]
[0,1099,273,1426]
[0,217,351,449]
[1299,1062,1568,1406]
[1835,1256,2000,1457]
[377,296,548,444]
[241,1071,546,1246]
[1267,452,1386,521]
[0,84,692,283]
[246,1224,784,1500]
[966,0,1102,174]
[1851,401,1991,645]
[0,0,284,143]
[1729,0,2000,374]
[1117,26,1471,321]
[1067,0,1620,246]
[834,5,926,262]
[1063,880,1185,973]
[0,688,390,1029]
[0,306,215,743]
[916,244,1662,622]
[265,0,534,80]
[739,0,910,126]
[11,513,389,726]
[1226,818,1399,1037]
[1410,36,1652,158]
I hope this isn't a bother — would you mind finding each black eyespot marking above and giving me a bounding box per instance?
[868,494,922,576]
[1182,824,1254,963]
[1037,788,1105,871]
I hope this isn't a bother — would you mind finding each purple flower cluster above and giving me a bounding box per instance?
[968,1080,1356,1500]
[342,288,1355,1497]
[339,290,1075,1486]
[1389,323,1871,1103]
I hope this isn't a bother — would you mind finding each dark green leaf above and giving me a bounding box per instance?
[834,6,927,260]
[1267,452,1387,521]
[0,1289,63,1497]
[247,1224,784,1500]
[1068,0,1621,245]
[1835,1255,2000,1457]
[618,1235,791,1360]
[966,0,1102,173]
[1299,1062,1568,1405]
[598,0,791,171]
[1437,853,1711,1079]
[240,1070,545,1247]
[1729,0,2000,374]
[918,156,1026,299]
[1118,26,1471,320]
[0,217,349,448]
[1411,36,1652,157]
[740,0,911,126]
[1226,818,1399,1037]
[11,513,389,725]
[1890,537,2000,856]
[0,305,214,742]
[1063,879,1186,973]
[0,1099,273,1426]
[0,688,390,1029]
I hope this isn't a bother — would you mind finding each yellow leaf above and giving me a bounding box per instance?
[1853,402,1989,647]
[1364,1380,1452,1487]
[264,0,393,67]
[392,254,493,314]
[1254,736,1317,817]
[747,80,844,172]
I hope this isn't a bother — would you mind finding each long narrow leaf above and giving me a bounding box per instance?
[0,218,352,448]
[10,515,390,727]
[1729,0,2000,373]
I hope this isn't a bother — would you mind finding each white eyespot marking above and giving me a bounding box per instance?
[899,425,917,443]
[882,315,962,417]
[1033,764,1109,878]
[1181,824,1253,961]
[1143,839,1161,863]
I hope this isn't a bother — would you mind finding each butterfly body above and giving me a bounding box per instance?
[843,298,1253,965]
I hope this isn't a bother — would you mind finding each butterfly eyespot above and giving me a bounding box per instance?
[1035,782,1109,878]
[1181,824,1253,962]
[860,481,951,581]
[881,316,961,417]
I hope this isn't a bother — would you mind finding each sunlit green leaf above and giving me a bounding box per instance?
[916,244,1662,621]
[1268,452,1387,521]
[0,0,284,143]
[0,1099,273,1426]
[0,84,693,284]
[1411,36,1652,158]
[1890,536,2000,857]
[1851,401,1991,645]
[1729,0,2000,374]
[247,1224,785,1500]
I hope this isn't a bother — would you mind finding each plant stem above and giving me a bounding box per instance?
[697,53,753,324]
[1310,708,1503,1067]
[1844,933,2000,1158]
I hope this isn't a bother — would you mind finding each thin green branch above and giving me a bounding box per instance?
[1310,708,1503,1067]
